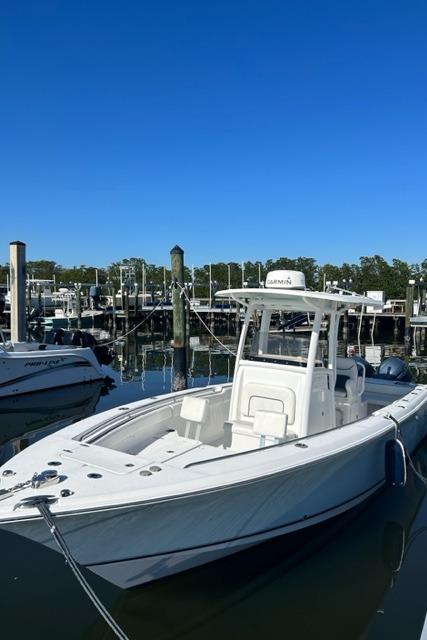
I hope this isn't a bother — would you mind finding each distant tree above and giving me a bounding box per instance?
[26,260,57,280]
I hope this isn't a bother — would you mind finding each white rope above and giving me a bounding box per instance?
[386,414,427,486]
[36,500,130,640]
[176,283,236,357]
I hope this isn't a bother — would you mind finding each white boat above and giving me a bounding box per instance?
[0,330,110,398]
[0,270,427,589]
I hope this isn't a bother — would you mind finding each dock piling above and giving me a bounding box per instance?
[9,241,27,342]
[171,245,187,391]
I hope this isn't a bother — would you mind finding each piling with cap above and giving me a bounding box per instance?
[171,245,187,391]
[9,241,27,342]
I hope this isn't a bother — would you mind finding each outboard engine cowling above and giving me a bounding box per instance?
[93,344,114,366]
[89,285,102,309]
[376,357,412,382]
[52,328,65,345]
[81,332,96,348]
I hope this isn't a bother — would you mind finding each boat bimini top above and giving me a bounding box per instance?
[216,270,383,313]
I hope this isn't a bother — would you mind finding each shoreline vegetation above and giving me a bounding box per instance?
[1,255,426,299]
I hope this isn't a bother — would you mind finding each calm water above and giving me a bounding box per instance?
[1,330,427,640]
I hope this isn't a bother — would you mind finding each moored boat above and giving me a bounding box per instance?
[0,329,112,397]
[0,270,426,589]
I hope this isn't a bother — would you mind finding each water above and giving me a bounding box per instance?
[1,330,427,639]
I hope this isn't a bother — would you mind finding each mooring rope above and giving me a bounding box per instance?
[386,413,427,486]
[102,282,237,357]
[35,500,130,640]
[102,291,171,346]
[176,283,236,357]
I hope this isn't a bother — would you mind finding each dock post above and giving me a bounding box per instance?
[404,285,414,355]
[393,316,399,339]
[171,245,187,391]
[111,286,117,329]
[185,286,191,340]
[123,285,129,331]
[134,283,139,316]
[9,241,27,342]
[76,284,82,329]
[342,310,349,340]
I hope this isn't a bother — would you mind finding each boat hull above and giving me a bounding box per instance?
[3,408,427,588]
[0,350,105,397]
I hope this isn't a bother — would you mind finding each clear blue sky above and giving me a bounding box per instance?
[1,1,426,268]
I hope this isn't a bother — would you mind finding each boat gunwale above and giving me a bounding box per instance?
[0,411,418,523]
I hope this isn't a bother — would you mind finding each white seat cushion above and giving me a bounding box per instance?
[253,410,288,439]
[180,396,208,423]
[240,383,296,425]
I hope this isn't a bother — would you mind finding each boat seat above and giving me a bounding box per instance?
[230,411,295,451]
[239,383,296,424]
[335,357,364,399]
[335,357,367,426]
[253,410,288,447]
[180,396,208,441]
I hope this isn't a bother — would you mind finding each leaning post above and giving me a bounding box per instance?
[9,241,27,342]
[171,245,187,391]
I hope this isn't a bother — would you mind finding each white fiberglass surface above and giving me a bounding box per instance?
[92,387,232,454]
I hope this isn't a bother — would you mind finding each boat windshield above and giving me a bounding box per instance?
[244,310,328,367]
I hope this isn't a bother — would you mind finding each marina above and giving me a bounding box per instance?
[2,3,427,636]
[0,242,427,638]
[0,329,426,639]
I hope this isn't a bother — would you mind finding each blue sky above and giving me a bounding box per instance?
[0,1,426,268]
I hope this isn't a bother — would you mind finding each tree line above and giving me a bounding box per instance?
[0,255,426,300]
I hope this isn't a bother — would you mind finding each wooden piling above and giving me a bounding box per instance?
[171,245,187,391]
[9,241,27,342]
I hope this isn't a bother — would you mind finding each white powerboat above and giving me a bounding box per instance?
[0,330,110,398]
[0,270,426,589]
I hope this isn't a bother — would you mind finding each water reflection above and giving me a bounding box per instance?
[110,334,236,393]
[0,331,426,640]
[0,380,112,465]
